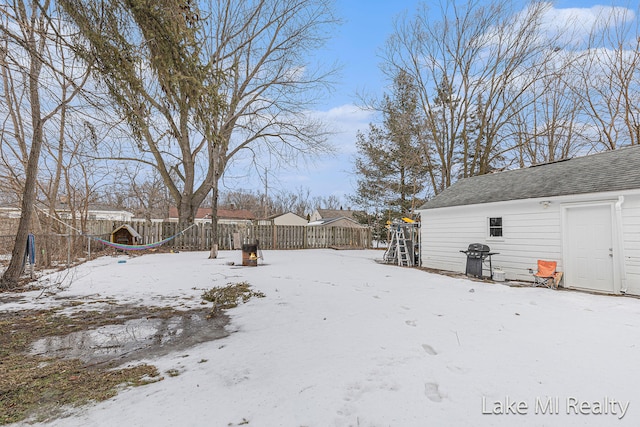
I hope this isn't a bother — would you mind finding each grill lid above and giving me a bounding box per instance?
[466,243,490,253]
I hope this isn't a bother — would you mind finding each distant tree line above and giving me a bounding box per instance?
[95,182,342,221]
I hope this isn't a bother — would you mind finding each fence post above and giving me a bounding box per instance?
[66,223,71,268]
[272,224,277,249]
[304,226,308,249]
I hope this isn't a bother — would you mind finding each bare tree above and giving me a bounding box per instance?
[59,0,225,225]
[219,187,336,219]
[125,170,172,221]
[204,0,338,257]
[270,187,314,217]
[509,49,590,166]
[219,190,265,213]
[0,0,89,288]
[60,0,338,258]
[572,5,640,150]
[382,0,558,192]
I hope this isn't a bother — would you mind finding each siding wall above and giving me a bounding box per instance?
[419,190,640,294]
[420,198,563,282]
[621,194,640,294]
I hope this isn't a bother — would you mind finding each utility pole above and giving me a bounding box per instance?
[263,167,268,218]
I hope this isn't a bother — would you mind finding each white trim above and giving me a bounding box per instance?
[615,196,627,293]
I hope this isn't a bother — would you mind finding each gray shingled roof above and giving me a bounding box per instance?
[419,145,640,210]
[317,208,356,219]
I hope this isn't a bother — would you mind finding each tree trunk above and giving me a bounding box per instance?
[208,182,219,259]
[1,57,45,288]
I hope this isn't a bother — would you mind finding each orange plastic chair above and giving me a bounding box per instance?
[532,260,558,288]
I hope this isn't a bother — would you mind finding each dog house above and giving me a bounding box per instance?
[111,224,142,246]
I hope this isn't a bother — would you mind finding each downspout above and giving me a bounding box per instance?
[615,196,627,294]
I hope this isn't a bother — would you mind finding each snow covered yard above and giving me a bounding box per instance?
[5,249,640,426]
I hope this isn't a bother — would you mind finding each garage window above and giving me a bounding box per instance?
[489,217,503,237]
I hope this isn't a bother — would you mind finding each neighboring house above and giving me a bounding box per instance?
[307,214,370,248]
[167,206,254,225]
[417,145,640,296]
[256,212,308,226]
[0,206,134,221]
[85,209,134,222]
[308,207,368,230]
[309,208,357,222]
[0,207,21,218]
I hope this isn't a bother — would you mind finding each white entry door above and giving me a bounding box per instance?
[564,204,615,293]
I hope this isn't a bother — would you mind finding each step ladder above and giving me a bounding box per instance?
[395,227,412,267]
[383,225,413,267]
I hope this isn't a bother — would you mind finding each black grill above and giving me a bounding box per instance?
[460,243,498,278]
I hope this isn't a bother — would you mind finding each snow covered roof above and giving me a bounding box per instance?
[420,145,640,209]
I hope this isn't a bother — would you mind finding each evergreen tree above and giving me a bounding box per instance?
[351,70,428,220]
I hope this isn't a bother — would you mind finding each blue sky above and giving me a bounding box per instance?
[320,1,409,108]
[224,0,631,207]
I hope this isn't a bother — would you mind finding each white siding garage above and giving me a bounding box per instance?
[418,146,640,296]
[620,195,640,294]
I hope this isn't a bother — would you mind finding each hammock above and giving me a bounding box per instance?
[93,234,179,251]
[92,223,198,251]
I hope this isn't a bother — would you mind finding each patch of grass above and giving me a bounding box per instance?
[0,355,160,424]
[165,368,180,377]
[202,282,265,316]
[0,306,183,425]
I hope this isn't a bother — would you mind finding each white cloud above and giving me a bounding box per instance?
[319,104,375,123]
[540,4,635,45]
[310,103,377,155]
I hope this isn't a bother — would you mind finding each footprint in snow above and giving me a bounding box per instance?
[405,320,417,327]
[424,382,443,402]
[421,344,437,355]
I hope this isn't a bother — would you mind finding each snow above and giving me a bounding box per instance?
[6,249,640,426]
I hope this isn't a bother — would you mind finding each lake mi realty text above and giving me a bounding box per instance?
[482,396,630,419]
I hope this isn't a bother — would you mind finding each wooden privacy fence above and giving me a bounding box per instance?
[248,224,371,250]
[154,222,372,251]
[67,220,370,251]
[0,217,372,255]
[0,219,372,271]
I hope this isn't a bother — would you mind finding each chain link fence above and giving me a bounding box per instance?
[0,233,114,273]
